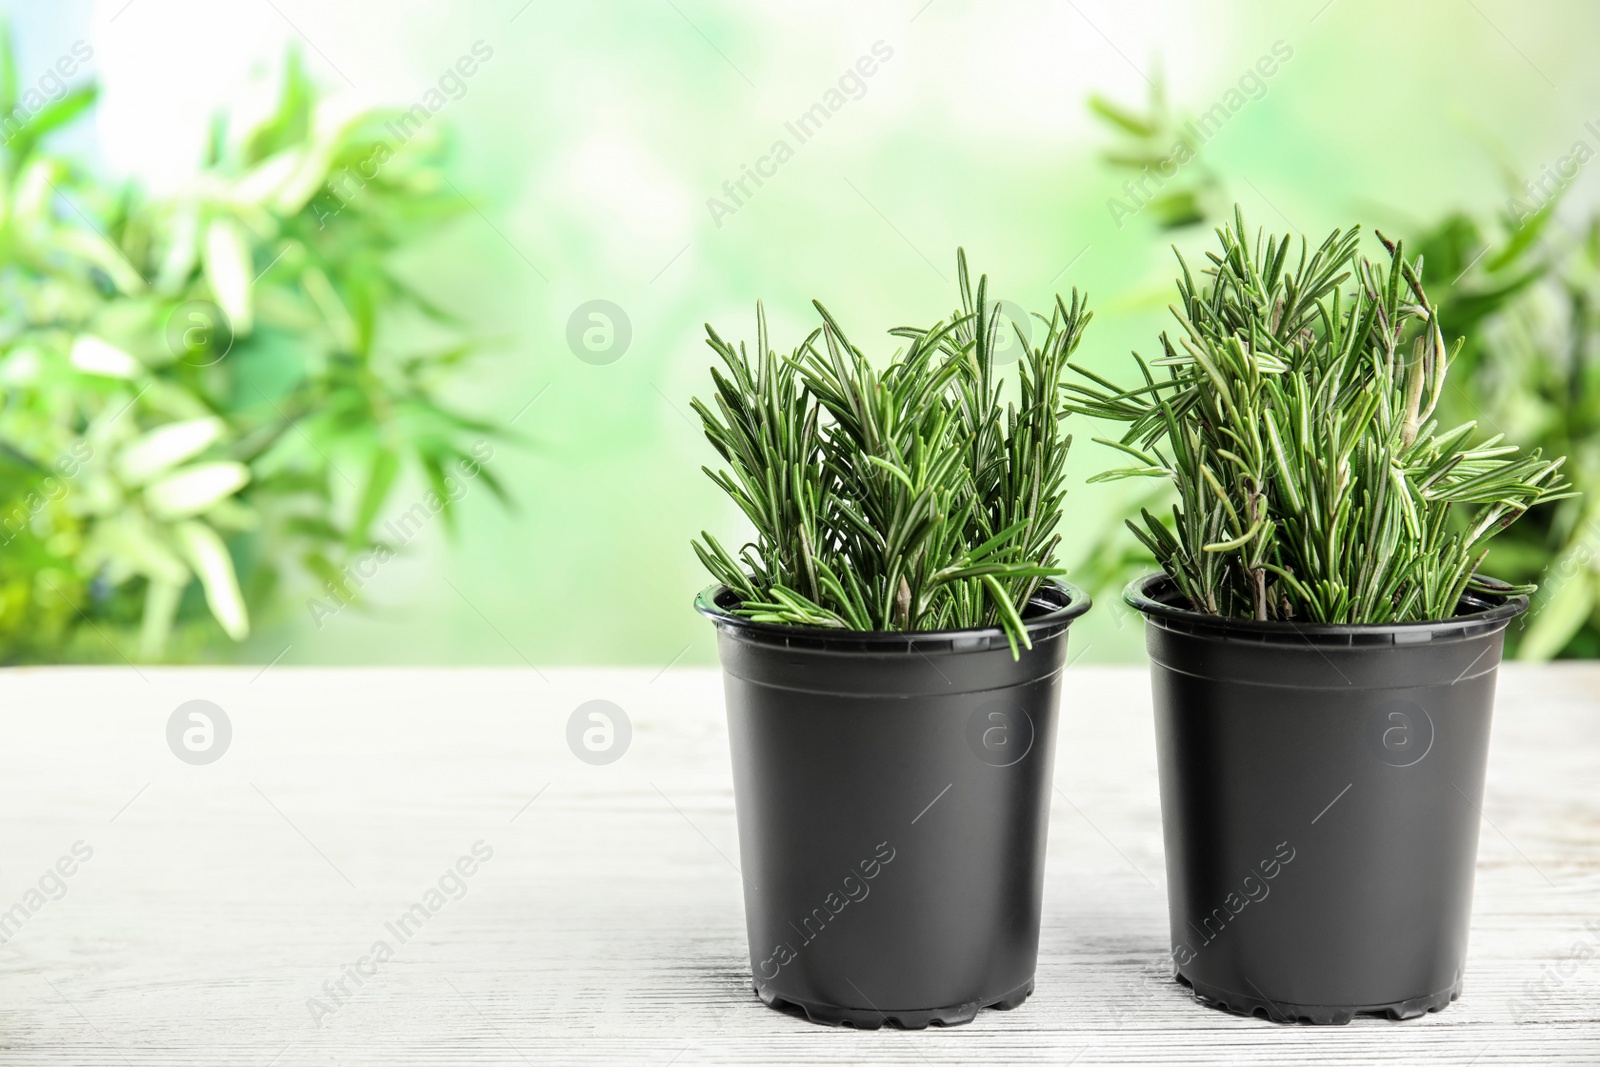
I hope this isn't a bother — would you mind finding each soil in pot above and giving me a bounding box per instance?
[1126,573,1527,1025]
[697,579,1091,1029]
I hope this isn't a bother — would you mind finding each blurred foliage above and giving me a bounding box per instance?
[1088,76,1220,231]
[1089,82,1600,657]
[0,38,509,662]
[1417,203,1600,657]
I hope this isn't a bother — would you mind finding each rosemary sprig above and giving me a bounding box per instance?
[693,251,1092,656]
[1065,207,1573,623]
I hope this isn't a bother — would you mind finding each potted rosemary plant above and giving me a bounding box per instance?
[1067,210,1571,1024]
[693,254,1092,1028]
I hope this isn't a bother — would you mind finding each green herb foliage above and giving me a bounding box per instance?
[1065,209,1572,623]
[693,253,1091,656]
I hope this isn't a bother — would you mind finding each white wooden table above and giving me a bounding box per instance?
[0,664,1595,1065]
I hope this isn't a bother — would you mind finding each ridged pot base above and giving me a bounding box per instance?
[1178,970,1462,1025]
[754,977,1034,1029]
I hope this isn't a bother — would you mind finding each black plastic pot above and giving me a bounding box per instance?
[1126,573,1528,1025]
[695,580,1090,1029]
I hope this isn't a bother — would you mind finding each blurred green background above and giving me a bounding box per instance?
[7,0,1600,666]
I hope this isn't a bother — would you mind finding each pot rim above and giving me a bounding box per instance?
[694,577,1091,653]
[1123,572,1528,645]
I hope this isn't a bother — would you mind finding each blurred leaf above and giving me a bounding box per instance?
[6,85,97,165]
[352,448,398,546]
[1488,193,1560,272]
[1088,94,1158,137]
[1149,192,1205,229]
[145,462,250,519]
[118,417,225,484]
[69,335,142,378]
[231,147,304,208]
[175,520,249,639]
[203,217,254,334]
[138,578,183,660]
[0,23,17,139]
[155,204,201,292]
[1521,568,1595,661]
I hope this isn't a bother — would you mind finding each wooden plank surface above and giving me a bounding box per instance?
[0,663,1595,1065]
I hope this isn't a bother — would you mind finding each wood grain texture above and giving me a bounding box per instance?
[0,663,1594,1065]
